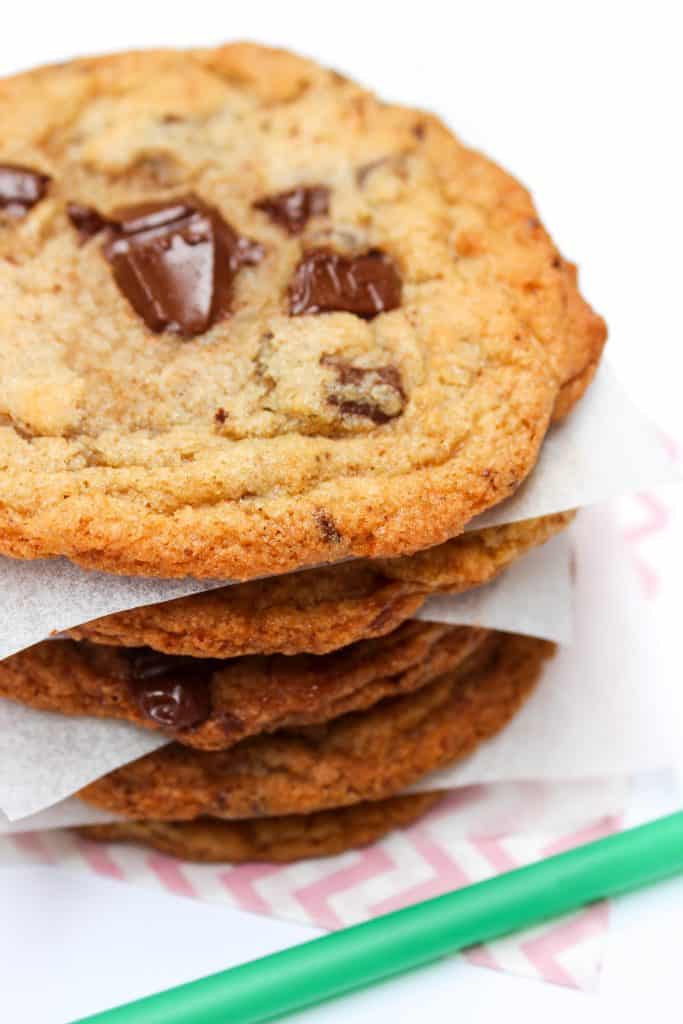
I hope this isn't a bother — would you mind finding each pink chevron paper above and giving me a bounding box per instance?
[0,805,621,992]
[621,492,672,597]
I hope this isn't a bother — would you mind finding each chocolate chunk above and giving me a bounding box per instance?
[67,202,109,243]
[103,194,263,337]
[314,509,342,543]
[254,185,330,235]
[321,354,406,424]
[0,164,50,218]
[289,248,402,318]
[126,649,217,730]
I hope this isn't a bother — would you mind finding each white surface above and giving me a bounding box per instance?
[0,773,679,1024]
[1,1,682,1021]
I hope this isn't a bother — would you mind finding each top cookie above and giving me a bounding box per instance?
[0,43,606,578]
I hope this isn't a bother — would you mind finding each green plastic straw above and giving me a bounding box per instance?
[72,811,683,1024]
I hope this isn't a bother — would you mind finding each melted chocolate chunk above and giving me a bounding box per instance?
[67,202,109,243]
[254,185,330,235]
[103,194,263,337]
[126,649,217,730]
[321,354,406,424]
[289,248,401,319]
[0,164,50,218]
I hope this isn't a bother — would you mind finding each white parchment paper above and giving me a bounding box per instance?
[0,532,572,820]
[0,364,676,664]
[417,532,572,640]
[0,705,167,822]
[411,505,678,789]
[0,503,678,823]
[0,366,678,822]
[0,796,125,833]
[0,776,630,838]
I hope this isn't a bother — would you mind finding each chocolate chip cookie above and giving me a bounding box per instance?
[0,44,605,578]
[68,513,572,658]
[0,621,487,750]
[79,792,444,863]
[78,632,553,820]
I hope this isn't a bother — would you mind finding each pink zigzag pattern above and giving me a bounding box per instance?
[622,492,671,597]
[468,834,517,873]
[146,853,197,898]
[22,804,621,990]
[219,863,286,917]
[76,836,125,880]
[519,901,610,987]
[462,818,618,985]
[295,846,395,929]
[370,832,471,916]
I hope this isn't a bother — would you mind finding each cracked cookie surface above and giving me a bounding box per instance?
[0,44,605,578]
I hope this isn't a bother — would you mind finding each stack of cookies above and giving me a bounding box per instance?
[0,44,605,863]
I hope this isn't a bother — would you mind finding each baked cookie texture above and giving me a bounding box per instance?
[0,43,606,579]
[79,792,444,863]
[0,622,488,750]
[69,512,572,658]
[78,632,554,820]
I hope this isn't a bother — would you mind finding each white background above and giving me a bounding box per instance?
[1,2,682,1021]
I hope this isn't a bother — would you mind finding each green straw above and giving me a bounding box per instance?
[72,810,683,1024]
